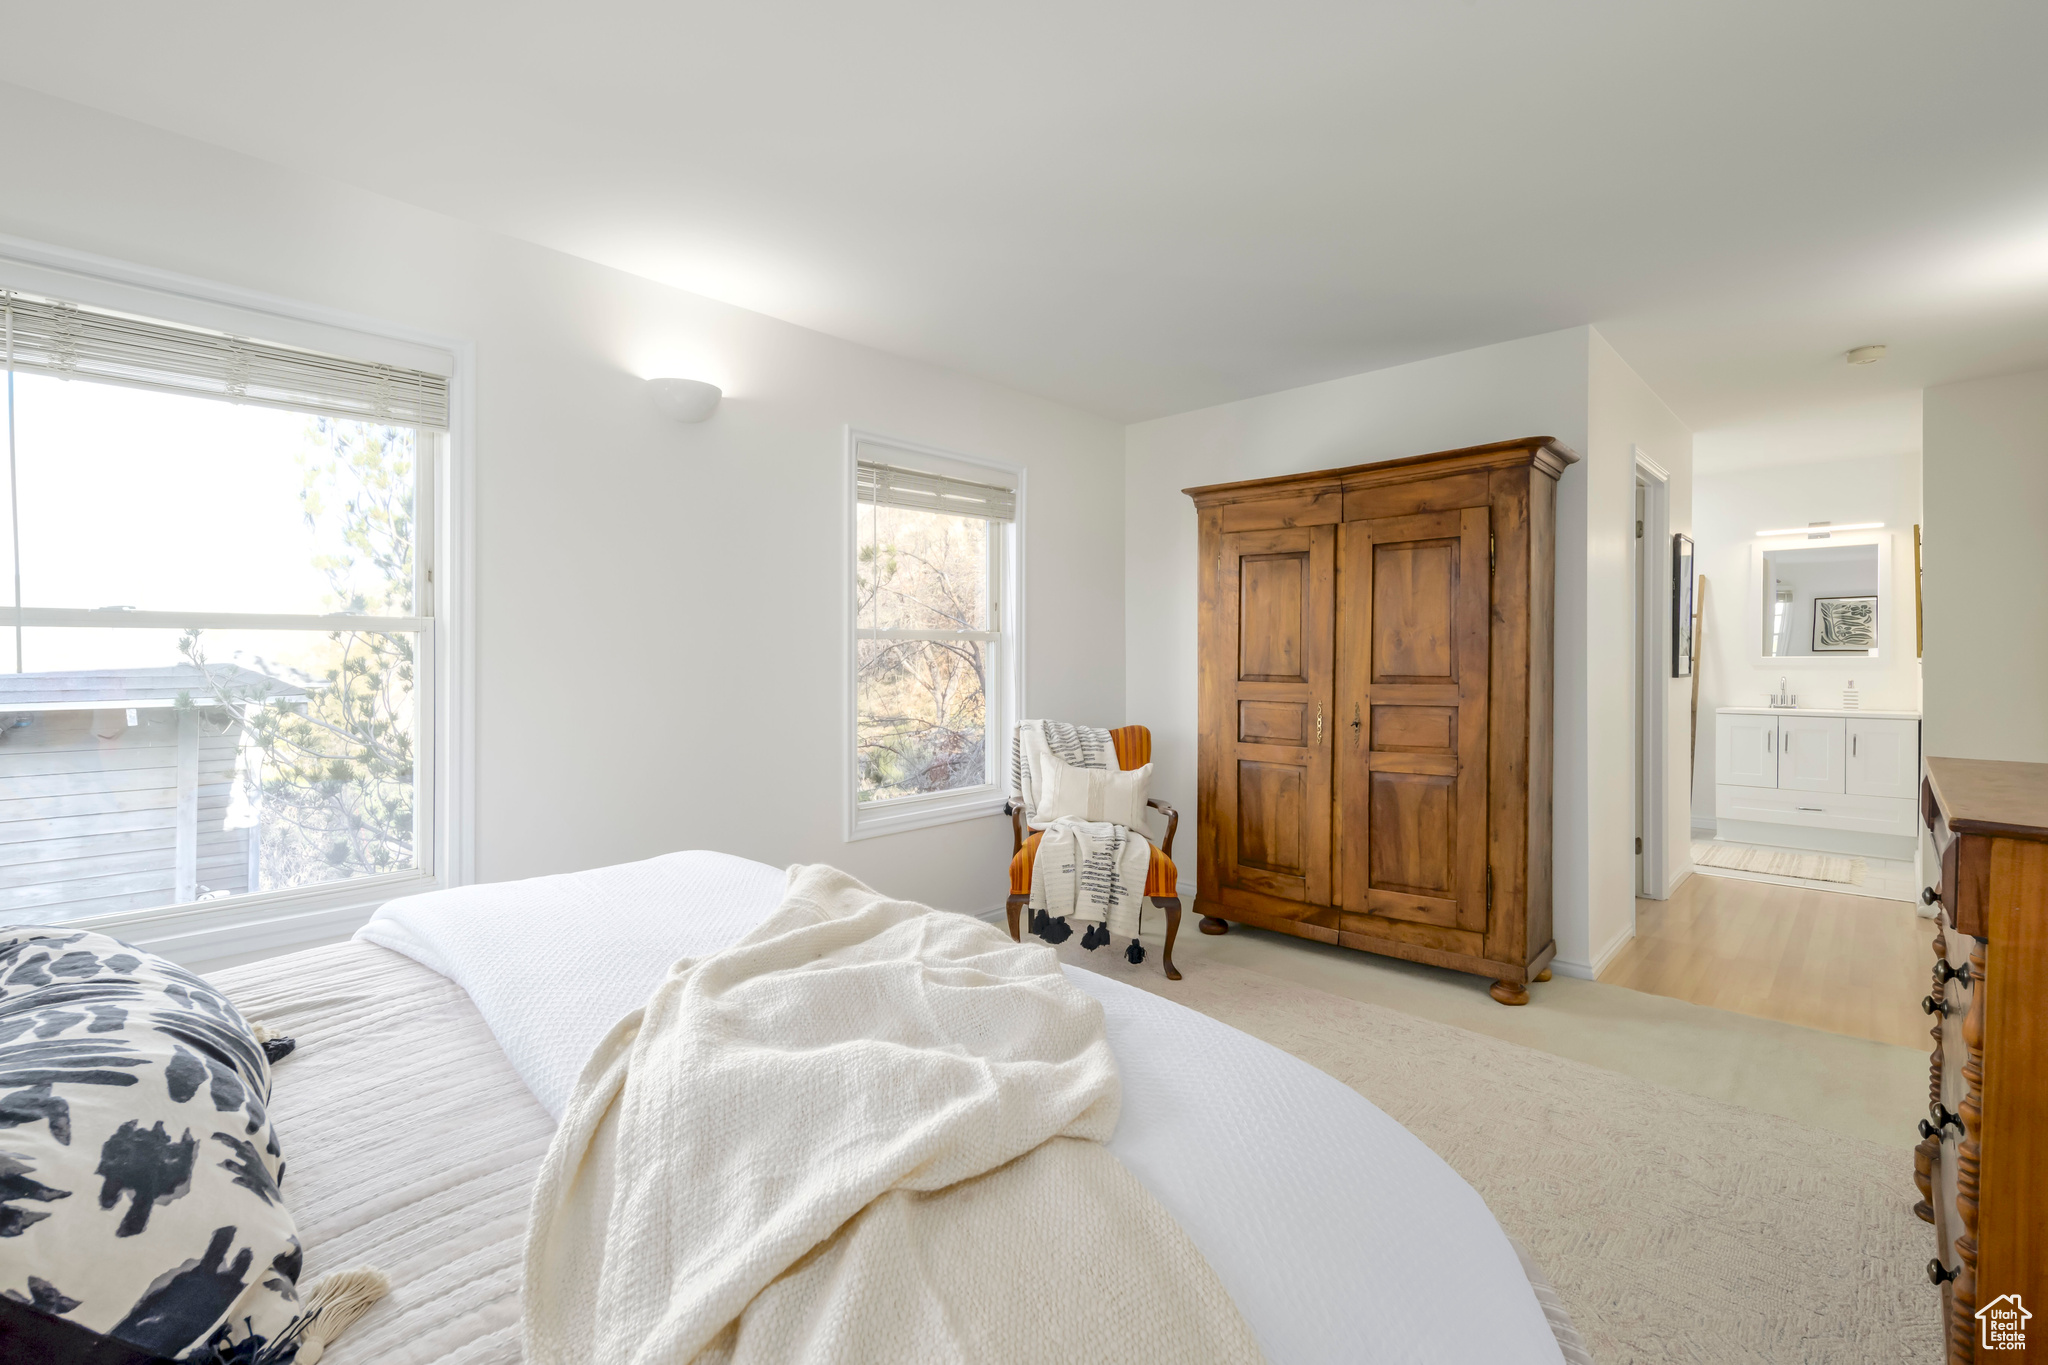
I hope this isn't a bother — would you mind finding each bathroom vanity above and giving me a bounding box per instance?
[1714,706,1922,859]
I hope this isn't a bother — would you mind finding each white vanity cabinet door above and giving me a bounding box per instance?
[1846,717,1920,799]
[1719,714,1780,788]
[1779,715,1847,793]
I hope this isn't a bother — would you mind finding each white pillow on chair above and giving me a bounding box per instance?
[1038,754,1152,831]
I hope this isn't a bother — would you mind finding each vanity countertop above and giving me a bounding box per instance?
[1716,706,1921,720]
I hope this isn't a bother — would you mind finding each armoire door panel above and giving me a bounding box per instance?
[1238,700,1308,746]
[1367,771,1455,894]
[1338,506,1491,935]
[1237,760,1307,877]
[1238,553,1310,683]
[1370,540,1459,683]
[1370,705,1456,755]
[1215,525,1334,906]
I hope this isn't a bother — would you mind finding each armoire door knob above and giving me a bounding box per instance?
[1934,959,1973,988]
[1922,885,1941,906]
[1922,994,1952,1017]
[1928,1259,1960,1286]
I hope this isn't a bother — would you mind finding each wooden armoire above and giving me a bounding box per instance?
[1184,437,1575,1005]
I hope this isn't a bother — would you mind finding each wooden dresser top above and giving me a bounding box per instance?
[1927,756,2048,841]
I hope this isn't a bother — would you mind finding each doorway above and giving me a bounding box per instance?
[1633,448,1671,901]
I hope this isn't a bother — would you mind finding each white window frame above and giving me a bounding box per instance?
[845,428,1024,841]
[0,234,475,964]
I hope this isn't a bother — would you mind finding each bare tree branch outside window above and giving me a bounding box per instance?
[856,503,993,802]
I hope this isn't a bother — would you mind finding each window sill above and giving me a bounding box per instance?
[847,789,1009,842]
[64,870,449,970]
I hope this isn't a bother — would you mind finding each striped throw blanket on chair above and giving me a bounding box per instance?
[1012,720,1152,954]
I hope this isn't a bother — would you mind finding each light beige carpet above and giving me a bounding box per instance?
[1693,840,1863,885]
[1060,943,1941,1365]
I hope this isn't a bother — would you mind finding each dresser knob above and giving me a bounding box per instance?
[1919,1107,1965,1141]
[1934,959,1973,988]
[1928,1259,1960,1286]
[1922,886,1941,906]
[1922,994,1952,1017]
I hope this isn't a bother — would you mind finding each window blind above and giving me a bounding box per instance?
[857,460,1016,523]
[0,290,450,430]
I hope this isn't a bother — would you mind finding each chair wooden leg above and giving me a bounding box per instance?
[1152,896,1183,981]
[1006,894,1029,942]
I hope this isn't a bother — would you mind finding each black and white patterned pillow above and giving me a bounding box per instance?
[0,927,311,1363]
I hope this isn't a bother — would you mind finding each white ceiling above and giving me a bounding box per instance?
[1693,390,1922,475]
[4,1,2048,431]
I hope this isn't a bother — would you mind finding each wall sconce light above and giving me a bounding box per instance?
[1754,521,1885,538]
[648,377,722,423]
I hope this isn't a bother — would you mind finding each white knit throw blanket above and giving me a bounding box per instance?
[523,864,1262,1365]
[1029,816,1153,938]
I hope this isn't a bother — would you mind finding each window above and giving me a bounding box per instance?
[0,287,456,928]
[849,436,1019,837]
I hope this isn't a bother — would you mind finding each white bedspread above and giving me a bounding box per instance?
[358,851,1567,1365]
[526,864,1260,1364]
[357,851,787,1117]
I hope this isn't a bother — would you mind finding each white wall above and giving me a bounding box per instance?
[1125,326,1684,982]
[1587,334,1694,958]
[0,82,1126,916]
[1923,369,2048,763]
[1690,450,1924,813]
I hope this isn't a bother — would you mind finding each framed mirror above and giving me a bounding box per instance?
[1749,534,1891,663]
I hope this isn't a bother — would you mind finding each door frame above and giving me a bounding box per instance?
[1634,447,1673,900]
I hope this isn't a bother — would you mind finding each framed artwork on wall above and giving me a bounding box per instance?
[1672,533,1695,677]
[1813,595,1879,652]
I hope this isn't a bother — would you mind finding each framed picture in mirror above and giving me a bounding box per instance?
[1812,595,1878,652]
[1672,533,1695,677]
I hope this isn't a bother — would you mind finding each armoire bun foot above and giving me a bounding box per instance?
[1535,968,1552,982]
[1199,916,1230,935]
[1490,980,1530,1006]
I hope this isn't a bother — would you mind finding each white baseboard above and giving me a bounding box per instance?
[1666,862,1695,897]
[1550,921,1636,981]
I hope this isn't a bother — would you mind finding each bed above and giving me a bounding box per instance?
[208,851,1584,1364]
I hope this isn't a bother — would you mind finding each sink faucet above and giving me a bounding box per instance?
[1770,676,1796,708]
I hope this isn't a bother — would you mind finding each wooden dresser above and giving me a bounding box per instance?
[1183,437,1574,1005]
[1919,756,2048,1360]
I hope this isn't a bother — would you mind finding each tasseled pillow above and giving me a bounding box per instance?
[0,928,384,1363]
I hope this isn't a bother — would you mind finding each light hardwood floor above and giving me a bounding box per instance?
[1600,871,1939,1048]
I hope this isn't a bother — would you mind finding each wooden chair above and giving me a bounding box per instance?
[1005,724,1182,980]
